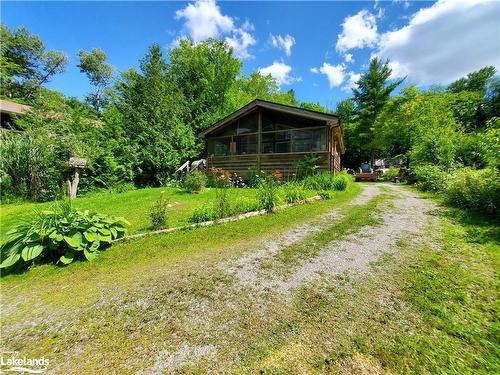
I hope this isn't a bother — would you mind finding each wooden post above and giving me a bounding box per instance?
[68,157,87,200]
[257,110,262,172]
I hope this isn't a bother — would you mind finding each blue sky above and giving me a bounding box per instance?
[2,0,499,109]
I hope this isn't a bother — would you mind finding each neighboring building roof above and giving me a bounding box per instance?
[0,99,32,115]
[199,99,341,138]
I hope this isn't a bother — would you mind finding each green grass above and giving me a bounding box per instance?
[278,193,388,266]
[249,196,500,374]
[0,185,321,241]
[2,184,498,373]
[0,184,363,373]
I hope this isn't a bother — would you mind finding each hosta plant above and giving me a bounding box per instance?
[0,201,129,270]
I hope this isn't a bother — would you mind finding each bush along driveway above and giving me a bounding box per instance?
[1,183,498,374]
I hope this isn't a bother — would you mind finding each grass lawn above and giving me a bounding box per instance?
[1,183,498,373]
[0,186,316,241]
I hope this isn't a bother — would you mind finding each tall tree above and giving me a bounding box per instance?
[115,44,197,185]
[0,24,68,101]
[77,48,114,112]
[352,58,404,162]
[228,72,298,110]
[300,101,331,113]
[448,66,496,95]
[168,38,241,132]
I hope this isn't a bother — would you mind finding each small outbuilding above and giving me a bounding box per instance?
[200,99,345,179]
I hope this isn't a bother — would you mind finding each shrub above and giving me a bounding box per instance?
[294,154,321,177]
[230,199,260,215]
[248,168,267,188]
[318,190,333,200]
[150,193,169,229]
[283,182,307,203]
[0,201,129,270]
[380,167,400,182]
[412,165,449,192]
[0,132,61,202]
[302,173,334,191]
[214,186,231,219]
[332,174,349,191]
[182,171,208,193]
[258,177,280,212]
[443,168,500,215]
[189,206,216,223]
[111,182,136,194]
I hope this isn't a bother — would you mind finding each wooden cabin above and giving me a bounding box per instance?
[200,99,345,179]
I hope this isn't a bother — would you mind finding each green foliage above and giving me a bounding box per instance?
[149,193,169,229]
[169,38,242,132]
[302,172,346,191]
[318,190,333,200]
[332,174,349,191]
[443,168,499,215]
[77,48,114,111]
[257,177,280,212]
[283,182,307,203]
[0,200,129,271]
[114,44,197,185]
[294,154,321,178]
[412,165,449,192]
[380,167,400,182]
[214,186,231,219]
[352,58,404,161]
[0,132,60,201]
[229,72,298,110]
[182,171,208,193]
[300,101,332,113]
[189,205,216,224]
[1,23,67,100]
[247,168,267,188]
[448,66,496,95]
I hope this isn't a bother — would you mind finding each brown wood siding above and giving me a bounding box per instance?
[207,152,329,179]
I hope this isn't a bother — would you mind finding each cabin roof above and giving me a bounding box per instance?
[199,99,341,138]
[0,99,32,115]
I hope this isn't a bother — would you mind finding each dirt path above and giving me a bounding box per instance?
[225,184,383,292]
[227,184,436,295]
[138,183,438,373]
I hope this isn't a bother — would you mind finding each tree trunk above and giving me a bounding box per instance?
[68,169,80,199]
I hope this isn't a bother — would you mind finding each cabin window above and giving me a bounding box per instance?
[212,112,258,136]
[291,129,327,152]
[208,138,231,156]
[262,128,326,154]
[235,134,258,155]
[237,113,258,134]
[218,122,238,136]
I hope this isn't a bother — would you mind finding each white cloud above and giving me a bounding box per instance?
[336,9,379,53]
[342,72,361,92]
[175,0,233,42]
[344,53,354,63]
[259,61,300,85]
[311,63,346,88]
[226,29,256,59]
[270,34,296,57]
[375,0,500,84]
[175,0,256,59]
